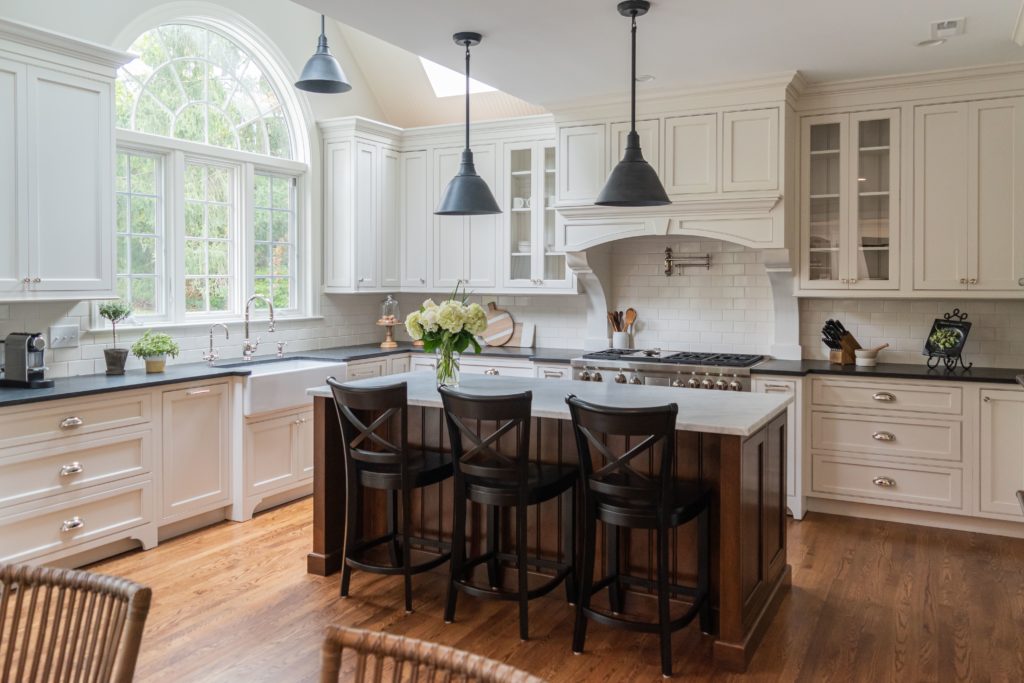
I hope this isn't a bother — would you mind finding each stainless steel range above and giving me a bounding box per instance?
[569,349,765,391]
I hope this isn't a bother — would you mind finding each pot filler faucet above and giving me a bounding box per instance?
[242,294,275,360]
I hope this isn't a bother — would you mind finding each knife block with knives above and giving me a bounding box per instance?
[821,319,861,365]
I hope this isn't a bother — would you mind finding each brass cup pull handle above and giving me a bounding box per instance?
[60,516,84,532]
[59,416,84,429]
[59,462,84,477]
[872,476,896,488]
[872,392,896,402]
[483,368,499,376]
[872,431,896,442]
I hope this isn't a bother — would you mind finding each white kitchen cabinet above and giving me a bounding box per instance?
[431,144,498,290]
[914,98,1024,293]
[752,377,804,519]
[240,408,313,520]
[801,110,900,290]
[354,141,379,289]
[0,24,129,302]
[722,108,779,192]
[345,358,387,380]
[388,354,410,375]
[399,150,430,289]
[610,118,660,179]
[663,113,717,196]
[978,389,1024,519]
[161,382,232,523]
[534,363,571,380]
[502,140,572,290]
[557,123,606,204]
[379,147,401,289]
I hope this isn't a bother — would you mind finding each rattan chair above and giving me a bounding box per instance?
[320,626,545,683]
[0,563,151,683]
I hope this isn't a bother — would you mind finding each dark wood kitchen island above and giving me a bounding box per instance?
[305,372,791,671]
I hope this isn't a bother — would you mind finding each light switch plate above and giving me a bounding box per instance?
[49,324,80,349]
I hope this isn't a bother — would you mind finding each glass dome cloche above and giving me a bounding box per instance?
[377,295,400,349]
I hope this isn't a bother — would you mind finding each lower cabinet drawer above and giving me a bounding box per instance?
[811,412,961,463]
[346,359,387,380]
[0,391,151,450]
[0,429,153,509]
[811,454,962,510]
[0,479,153,564]
[461,361,534,378]
[534,364,571,380]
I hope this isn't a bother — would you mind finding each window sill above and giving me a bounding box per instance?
[87,315,325,335]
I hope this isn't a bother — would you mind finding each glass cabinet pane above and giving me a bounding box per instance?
[855,119,890,281]
[509,147,533,281]
[808,122,841,281]
[542,146,564,280]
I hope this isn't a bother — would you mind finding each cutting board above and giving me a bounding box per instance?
[504,323,535,348]
[481,301,514,346]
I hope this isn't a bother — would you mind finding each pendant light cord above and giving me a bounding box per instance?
[630,12,637,135]
[464,41,471,152]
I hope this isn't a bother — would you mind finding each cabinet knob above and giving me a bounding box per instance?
[984,396,991,402]
[872,431,896,442]
[959,277,967,284]
[484,368,499,376]
[419,278,425,284]
[32,277,41,283]
[60,516,85,532]
[59,462,84,477]
[872,476,896,488]
[1018,278,1024,287]
[849,278,857,284]
[968,277,977,285]
[22,277,31,284]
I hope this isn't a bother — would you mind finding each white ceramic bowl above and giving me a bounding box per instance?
[854,349,878,366]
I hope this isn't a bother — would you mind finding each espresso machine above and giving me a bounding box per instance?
[0,332,55,388]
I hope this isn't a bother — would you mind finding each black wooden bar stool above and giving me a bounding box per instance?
[565,395,711,678]
[439,387,577,641]
[327,378,453,612]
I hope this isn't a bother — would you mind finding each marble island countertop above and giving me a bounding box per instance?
[307,371,792,437]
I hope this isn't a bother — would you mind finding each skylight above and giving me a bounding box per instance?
[419,56,496,98]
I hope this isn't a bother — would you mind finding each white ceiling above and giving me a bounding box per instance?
[298,0,1024,108]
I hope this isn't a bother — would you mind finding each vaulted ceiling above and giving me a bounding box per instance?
[304,0,1024,109]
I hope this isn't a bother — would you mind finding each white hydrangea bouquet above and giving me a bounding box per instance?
[405,283,488,387]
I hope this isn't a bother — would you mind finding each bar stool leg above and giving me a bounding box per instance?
[562,484,577,605]
[445,480,467,624]
[572,502,596,654]
[607,525,624,614]
[386,489,400,567]
[697,507,711,634]
[656,522,673,678]
[340,480,360,598]
[401,486,414,613]
[516,500,530,641]
[486,504,501,589]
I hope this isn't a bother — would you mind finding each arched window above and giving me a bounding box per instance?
[117,23,293,159]
[110,21,308,324]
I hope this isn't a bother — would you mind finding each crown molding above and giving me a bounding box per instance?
[0,18,132,70]
[799,61,1024,100]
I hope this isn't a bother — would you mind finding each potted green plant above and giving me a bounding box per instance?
[98,300,133,375]
[130,330,180,373]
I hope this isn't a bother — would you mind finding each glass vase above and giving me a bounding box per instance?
[435,348,461,388]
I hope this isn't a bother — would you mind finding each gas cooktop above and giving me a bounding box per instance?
[579,349,764,368]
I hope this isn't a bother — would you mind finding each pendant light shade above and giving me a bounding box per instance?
[595,0,670,207]
[435,32,501,216]
[295,15,352,94]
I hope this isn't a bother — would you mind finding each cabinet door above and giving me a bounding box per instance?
[979,389,1024,518]
[323,140,353,289]
[26,67,113,293]
[504,141,537,287]
[399,151,429,289]
[388,354,410,375]
[914,103,970,290]
[968,98,1024,291]
[161,383,231,522]
[466,143,498,289]
[848,110,899,289]
[432,146,466,288]
[379,147,401,289]
[557,124,606,203]
[0,59,28,297]
[664,113,717,195]
[347,359,386,380]
[354,141,378,289]
[295,410,314,480]
[723,108,778,192]
[537,143,570,288]
[801,114,849,288]
[246,412,297,495]
[610,119,660,178]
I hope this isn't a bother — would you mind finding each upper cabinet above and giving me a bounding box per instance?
[557,123,606,204]
[722,108,779,193]
[321,119,401,293]
[399,150,430,290]
[663,113,717,195]
[800,109,900,291]
[0,22,131,302]
[914,98,1024,293]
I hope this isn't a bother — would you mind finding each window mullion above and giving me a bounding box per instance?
[170,150,186,323]
[241,162,255,312]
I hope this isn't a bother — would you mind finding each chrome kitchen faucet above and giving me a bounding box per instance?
[242,294,275,360]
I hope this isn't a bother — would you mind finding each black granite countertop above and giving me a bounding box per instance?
[0,344,581,408]
[752,359,1024,385]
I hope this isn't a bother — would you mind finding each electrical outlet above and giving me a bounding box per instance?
[49,324,80,349]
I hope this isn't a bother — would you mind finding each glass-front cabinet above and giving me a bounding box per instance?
[502,141,571,289]
[800,110,900,290]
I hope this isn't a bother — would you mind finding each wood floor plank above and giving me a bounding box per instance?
[89,498,1024,682]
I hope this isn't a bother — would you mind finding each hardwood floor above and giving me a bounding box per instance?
[91,498,1024,682]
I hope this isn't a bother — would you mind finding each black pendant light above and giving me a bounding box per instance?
[295,15,352,94]
[596,0,670,207]
[435,32,501,216]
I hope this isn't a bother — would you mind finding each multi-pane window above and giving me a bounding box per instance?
[184,162,234,313]
[115,152,163,315]
[253,173,295,310]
